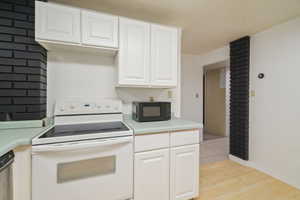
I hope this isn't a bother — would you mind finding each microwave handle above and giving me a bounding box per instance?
[32,137,132,153]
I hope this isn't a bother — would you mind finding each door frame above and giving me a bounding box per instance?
[202,60,230,137]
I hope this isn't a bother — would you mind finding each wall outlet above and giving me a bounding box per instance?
[168,90,172,98]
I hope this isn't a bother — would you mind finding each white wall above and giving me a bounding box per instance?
[183,18,300,189]
[249,17,300,189]
[202,17,300,189]
[180,54,203,122]
[180,50,230,124]
[47,51,179,116]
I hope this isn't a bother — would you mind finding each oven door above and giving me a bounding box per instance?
[32,137,133,200]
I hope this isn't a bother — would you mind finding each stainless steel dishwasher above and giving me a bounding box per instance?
[0,151,14,200]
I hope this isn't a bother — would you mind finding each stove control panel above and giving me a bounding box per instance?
[55,99,122,116]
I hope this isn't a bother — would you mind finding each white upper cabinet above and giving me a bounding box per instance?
[35,1,80,44]
[81,10,118,48]
[118,18,150,86]
[118,20,180,87]
[170,144,199,200]
[151,24,178,87]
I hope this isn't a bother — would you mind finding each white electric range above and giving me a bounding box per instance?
[32,99,133,200]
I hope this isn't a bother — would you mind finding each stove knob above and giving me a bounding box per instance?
[114,107,119,111]
[70,106,75,110]
[106,105,110,109]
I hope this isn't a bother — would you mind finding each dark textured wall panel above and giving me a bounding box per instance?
[229,36,250,160]
[0,0,47,121]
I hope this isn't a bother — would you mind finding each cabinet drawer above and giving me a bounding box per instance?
[135,133,169,152]
[170,130,200,147]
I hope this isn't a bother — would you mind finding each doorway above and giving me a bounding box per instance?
[201,60,230,164]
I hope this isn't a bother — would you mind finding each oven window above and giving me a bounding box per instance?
[143,106,161,117]
[57,156,116,183]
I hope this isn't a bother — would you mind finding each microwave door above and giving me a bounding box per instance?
[142,106,161,117]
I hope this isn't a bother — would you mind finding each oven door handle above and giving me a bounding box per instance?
[32,137,132,153]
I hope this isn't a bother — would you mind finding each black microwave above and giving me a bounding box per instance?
[132,102,171,122]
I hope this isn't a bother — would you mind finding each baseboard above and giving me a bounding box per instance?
[229,155,251,167]
[229,155,300,190]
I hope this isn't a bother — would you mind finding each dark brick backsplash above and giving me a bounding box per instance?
[0,42,26,50]
[0,89,27,96]
[13,66,45,75]
[0,0,48,121]
[0,73,26,81]
[27,90,46,97]
[0,26,27,35]
[0,105,26,112]
[0,50,13,57]
[11,112,46,120]
[15,21,34,29]
[0,3,13,11]
[0,34,13,42]
[0,18,13,26]
[0,58,27,65]
[27,104,46,112]
[0,65,13,73]
[0,10,27,21]
[15,51,44,60]
[14,36,35,44]
[13,97,46,105]
[0,81,12,88]
[14,82,46,89]
[0,97,11,104]
[27,60,46,69]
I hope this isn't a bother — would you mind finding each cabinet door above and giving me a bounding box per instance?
[170,144,199,200]
[134,149,169,200]
[35,1,80,43]
[151,24,178,87]
[81,10,118,48]
[119,18,150,86]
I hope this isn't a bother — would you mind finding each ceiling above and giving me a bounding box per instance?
[51,0,300,54]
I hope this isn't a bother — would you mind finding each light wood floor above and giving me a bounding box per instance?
[197,160,300,200]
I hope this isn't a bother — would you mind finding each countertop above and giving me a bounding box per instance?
[0,126,52,157]
[124,117,203,135]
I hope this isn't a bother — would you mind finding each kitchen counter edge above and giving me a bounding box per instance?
[0,125,53,157]
[124,117,203,135]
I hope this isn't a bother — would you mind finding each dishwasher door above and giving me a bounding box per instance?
[0,151,14,200]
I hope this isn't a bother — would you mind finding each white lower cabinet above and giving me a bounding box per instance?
[134,149,170,200]
[134,130,201,200]
[13,146,32,200]
[170,144,199,200]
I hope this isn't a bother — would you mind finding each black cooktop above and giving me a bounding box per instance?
[39,121,130,138]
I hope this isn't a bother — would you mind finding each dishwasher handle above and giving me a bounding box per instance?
[32,137,132,153]
[0,151,14,173]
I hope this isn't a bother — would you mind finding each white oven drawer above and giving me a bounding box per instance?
[170,130,200,147]
[32,137,133,200]
[135,132,169,152]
